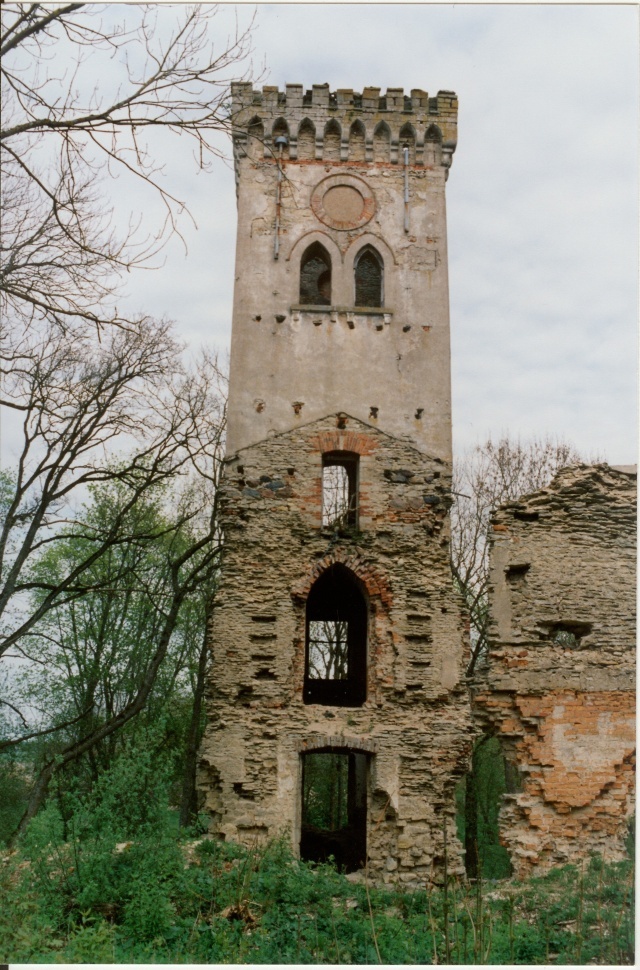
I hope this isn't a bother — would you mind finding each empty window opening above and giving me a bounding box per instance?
[549,621,592,648]
[304,564,367,707]
[300,242,331,305]
[322,452,358,530]
[355,247,383,308]
[300,750,367,872]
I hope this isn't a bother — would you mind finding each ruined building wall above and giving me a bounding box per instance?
[474,464,636,877]
[199,415,473,884]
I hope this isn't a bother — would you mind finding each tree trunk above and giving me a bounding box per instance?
[178,619,210,828]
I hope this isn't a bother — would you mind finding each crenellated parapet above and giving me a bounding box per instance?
[231,83,457,170]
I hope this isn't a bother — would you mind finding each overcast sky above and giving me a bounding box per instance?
[116,4,639,465]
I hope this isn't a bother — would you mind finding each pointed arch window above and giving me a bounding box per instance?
[304,564,367,707]
[354,247,383,308]
[300,242,331,306]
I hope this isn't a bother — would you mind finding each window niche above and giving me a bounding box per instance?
[304,564,367,707]
[300,242,331,306]
[322,451,358,531]
[354,247,383,308]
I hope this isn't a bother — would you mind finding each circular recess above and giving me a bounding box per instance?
[311,175,375,231]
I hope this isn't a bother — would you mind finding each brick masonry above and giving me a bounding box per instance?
[474,464,636,876]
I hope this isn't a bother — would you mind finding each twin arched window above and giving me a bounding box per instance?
[299,243,383,308]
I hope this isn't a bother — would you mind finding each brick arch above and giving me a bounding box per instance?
[298,735,379,754]
[286,230,343,265]
[310,427,379,456]
[291,548,392,608]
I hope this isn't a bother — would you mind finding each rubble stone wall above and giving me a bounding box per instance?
[475,464,636,876]
[198,413,473,884]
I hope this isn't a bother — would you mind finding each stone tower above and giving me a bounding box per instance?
[199,83,473,884]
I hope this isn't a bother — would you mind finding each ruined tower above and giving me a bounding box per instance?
[199,83,473,883]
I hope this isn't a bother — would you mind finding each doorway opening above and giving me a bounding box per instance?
[300,750,367,872]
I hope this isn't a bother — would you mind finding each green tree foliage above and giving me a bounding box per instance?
[2,471,223,842]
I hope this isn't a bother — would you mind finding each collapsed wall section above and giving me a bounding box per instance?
[475,464,636,876]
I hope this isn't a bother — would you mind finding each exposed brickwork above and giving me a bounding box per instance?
[198,414,473,884]
[474,464,636,876]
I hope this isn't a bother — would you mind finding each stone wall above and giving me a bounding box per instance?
[474,464,636,876]
[198,413,473,885]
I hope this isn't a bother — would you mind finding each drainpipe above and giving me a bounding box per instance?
[274,135,288,259]
[403,144,410,233]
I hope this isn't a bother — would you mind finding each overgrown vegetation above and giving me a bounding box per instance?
[0,779,634,964]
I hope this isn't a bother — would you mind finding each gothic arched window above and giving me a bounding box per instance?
[300,242,331,306]
[304,564,367,707]
[354,247,383,308]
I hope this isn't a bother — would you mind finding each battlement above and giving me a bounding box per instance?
[231,83,458,167]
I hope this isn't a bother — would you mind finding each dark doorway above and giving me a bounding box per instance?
[304,564,367,707]
[300,750,367,872]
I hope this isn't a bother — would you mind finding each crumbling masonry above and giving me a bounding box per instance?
[198,83,473,884]
[198,82,635,881]
[474,464,636,877]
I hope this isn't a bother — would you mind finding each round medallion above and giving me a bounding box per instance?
[311,175,375,231]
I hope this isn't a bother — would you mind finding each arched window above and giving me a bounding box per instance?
[247,116,264,161]
[399,123,416,166]
[304,564,367,707]
[373,122,390,163]
[354,247,383,308]
[349,120,366,162]
[272,117,290,157]
[300,242,331,306]
[323,119,341,162]
[298,118,315,160]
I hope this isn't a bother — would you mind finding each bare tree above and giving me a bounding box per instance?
[0,320,227,656]
[1,3,256,333]
[451,436,584,676]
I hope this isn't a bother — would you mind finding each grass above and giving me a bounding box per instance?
[0,831,634,964]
